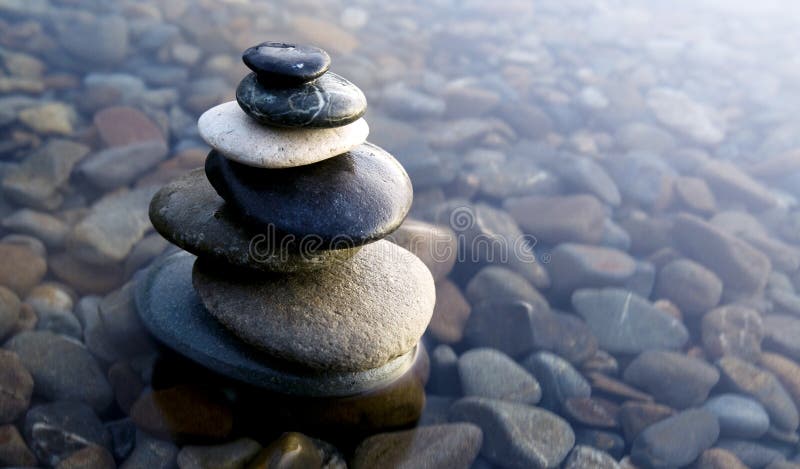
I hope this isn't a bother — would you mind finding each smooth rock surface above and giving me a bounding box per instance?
[572,288,689,354]
[458,348,541,404]
[717,356,799,432]
[193,240,433,371]
[622,350,719,409]
[6,331,113,412]
[198,101,369,168]
[351,423,483,469]
[24,401,109,467]
[523,351,590,410]
[702,305,763,362]
[237,71,366,128]
[630,408,720,469]
[242,42,330,83]
[653,259,723,316]
[673,213,771,297]
[449,397,575,469]
[149,169,359,272]
[0,349,33,424]
[703,394,770,439]
[205,142,412,248]
[136,251,421,396]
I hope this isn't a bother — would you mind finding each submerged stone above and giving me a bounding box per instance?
[237,71,366,128]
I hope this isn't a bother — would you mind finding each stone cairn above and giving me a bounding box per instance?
[138,42,436,399]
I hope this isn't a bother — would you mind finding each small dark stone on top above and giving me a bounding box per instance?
[237,72,367,128]
[243,42,330,84]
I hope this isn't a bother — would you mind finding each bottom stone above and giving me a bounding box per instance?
[135,251,418,397]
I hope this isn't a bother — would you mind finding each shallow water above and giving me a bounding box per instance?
[2,0,800,467]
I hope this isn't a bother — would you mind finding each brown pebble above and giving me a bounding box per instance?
[130,385,233,443]
[693,448,747,469]
[619,401,674,444]
[0,424,36,467]
[0,350,33,424]
[0,243,47,296]
[563,396,619,428]
[247,432,322,469]
[428,280,471,344]
[55,444,116,469]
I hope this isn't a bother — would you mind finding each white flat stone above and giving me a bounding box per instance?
[198,101,369,168]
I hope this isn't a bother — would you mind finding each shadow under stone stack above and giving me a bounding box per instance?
[137,42,435,398]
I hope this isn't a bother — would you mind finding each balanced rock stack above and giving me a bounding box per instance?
[138,42,436,397]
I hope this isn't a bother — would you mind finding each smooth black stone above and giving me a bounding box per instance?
[205,143,412,250]
[242,42,330,84]
[134,251,418,397]
[236,72,367,128]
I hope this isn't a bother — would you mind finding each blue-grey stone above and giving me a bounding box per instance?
[242,42,330,84]
[704,394,770,439]
[134,251,419,397]
[24,401,109,467]
[571,288,689,354]
[631,409,719,469]
[622,350,719,409]
[458,348,541,404]
[205,143,411,250]
[236,71,366,128]
[449,396,574,469]
[522,351,590,411]
[716,439,785,469]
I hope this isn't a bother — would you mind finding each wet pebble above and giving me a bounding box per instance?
[694,448,749,469]
[129,385,233,442]
[702,305,764,362]
[653,259,723,316]
[703,394,770,439]
[242,42,330,84]
[24,401,109,467]
[522,351,590,410]
[428,280,471,344]
[0,424,36,467]
[563,445,621,469]
[572,288,689,354]
[550,244,637,297]
[623,350,719,409]
[630,408,719,469]
[351,423,483,469]
[177,438,262,469]
[6,330,113,412]
[0,349,33,424]
[504,194,607,245]
[0,242,47,296]
[563,397,619,429]
[55,445,116,469]
[458,348,541,404]
[715,439,785,469]
[449,396,575,469]
[619,401,674,444]
[762,315,800,362]
[717,356,798,432]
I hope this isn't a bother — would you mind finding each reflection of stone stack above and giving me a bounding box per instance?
[138,42,435,397]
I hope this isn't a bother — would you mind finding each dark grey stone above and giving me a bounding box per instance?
[571,288,689,354]
[630,409,720,469]
[458,348,541,404]
[703,394,770,439]
[134,251,419,397]
[242,42,330,84]
[5,331,113,412]
[205,143,412,250]
[24,401,109,467]
[522,351,590,411]
[105,418,136,461]
[149,169,358,272]
[449,396,574,469]
[622,350,719,409]
[237,72,366,128]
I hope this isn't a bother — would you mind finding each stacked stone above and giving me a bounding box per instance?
[138,42,435,397]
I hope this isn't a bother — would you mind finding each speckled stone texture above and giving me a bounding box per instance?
[134,251,420,397]
[237,72,366,128]
[204,143,412,249]
[149,169,359,272]
[192,240,436,372]
[198,101,369,168]
[242,42,330,84]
